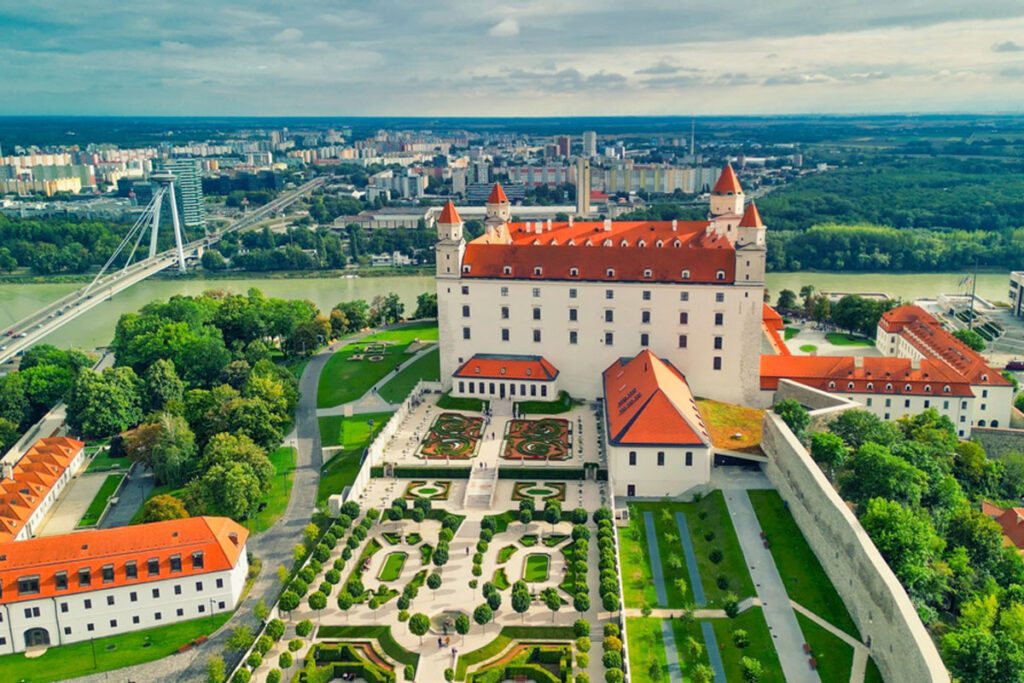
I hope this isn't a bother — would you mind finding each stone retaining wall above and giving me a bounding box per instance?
[972,425,1024,459]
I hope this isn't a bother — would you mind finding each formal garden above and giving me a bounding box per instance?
[403,479,453,500]
[417,413,484,460]
[501,418,571,461]
[512,481,567,503]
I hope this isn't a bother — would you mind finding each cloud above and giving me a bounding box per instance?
[636,60,680,75]
[993,40,1024,52]
[763,72,836,86]
[272,27,303,43]
[488,18,519,37]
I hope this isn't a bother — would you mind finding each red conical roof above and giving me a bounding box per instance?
[738,202,764,228]
[712,163,742,195]
[487,182,509,204]
[438,200,462,225]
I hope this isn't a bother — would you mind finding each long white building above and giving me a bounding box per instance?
[434,165,767,406]
[0,516,248,653]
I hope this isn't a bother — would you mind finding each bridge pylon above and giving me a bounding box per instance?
[149,171,187,274]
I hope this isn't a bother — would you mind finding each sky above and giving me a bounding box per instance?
[2,1,1024,116]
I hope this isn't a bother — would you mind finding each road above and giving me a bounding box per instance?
[0,177,324,367]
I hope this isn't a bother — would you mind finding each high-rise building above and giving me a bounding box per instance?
[575,157,591,215]
[162,157,206,231]
[582,131,597,157]
[555,135,571,158]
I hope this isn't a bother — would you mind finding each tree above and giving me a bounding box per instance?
[308,591,327,620]
[455,613,470,644]
[573,593,590,614]
[512,581,531,621]
[127,413,197,487]
[954,328,987,352]
[187,460,263,520]
[542,587,561,622]
[140,493,189,523]
[0,417,19,454]
[942,627,1024,683]
[413,292,438,319]
[829,409,899,449]
[206,655,226,683]
[200,432,274,492]
[773,399,809,438]
[427,572,442,598]
[201,249,227,271]
[337,592,353,621]
[953,441,1001,500]
[473,604,493,632]
[545,501,562,531]
[143,358,184,413]
[799,285,815,311]
[741,657,764,683]
[776,289,797,310]
[226,625,255,652]
[860,497,943,593]
[810,431,847,477]
[66,366,143,438]
[409,613,430,645]
[333,300,369,332]
[840,443,928,509]
[519,507,533,531]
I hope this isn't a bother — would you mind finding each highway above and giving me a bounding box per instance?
[0,176,324,367]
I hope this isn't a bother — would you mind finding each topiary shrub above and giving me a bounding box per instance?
[724,593,740,618]
[577,653,589,668]
[576,636,591,653]
[603,623,620,638]
[574,619,590,638]
[266,670,282,683]
[709,548,723,564]
[266,619,285,641]
[246,652,262,669]
[288,638,304,652]
[602,651,622,669]
[716,574,729,590]
[732,629,750,648]
[232,670,251,683]
[295,620,313,637]
[279,651,293,669]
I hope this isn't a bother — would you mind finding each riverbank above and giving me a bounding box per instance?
[0,265,435,285]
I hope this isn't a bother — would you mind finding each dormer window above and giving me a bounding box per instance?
[643,269,653,279]
[526,368,532,377]
[533,267,543,276]
[638,240,646,248]
[569,267,579,277]
[462,265,471,273]
[620,239,628,247]
[866,382,874,390]
[905,384,912,392]
[924,385,932,393]
[981,374,989,382]
[655,240,664,248]
[716,270,726,281]
[943,385,951,393]
[602,239,612,247]
[606,268,615,278]
[681,270,690,280]
[847,382,855,389]
[673,240,681,248]
[885,383,893,392]
[503,265,512,275]
[828,381,836,389]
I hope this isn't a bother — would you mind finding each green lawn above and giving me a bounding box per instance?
[825,332,874,347]
[316,625,420,674]
[784,327,800,341]
[378,347,439,403]
[378,552,408,581]
[523,553,550,582]
[865,657,884,683]
[710,608,784,683]
[799,344,818,353]
[795,612,854,683]
[626,617,670,682]
[748,490,859,638]
[0,613,230,682]
[493,567,511,590]
[317,413,393,505]
[618,519,659,609]
[84,447,129,473]
[669,618,713,681]
[245,446,296,533]
[453,626,575,680]
[515,391,575,415]
[77,474,125,528]
[627,492,755,608]
[361,321,438,345]
[437,391,488,412]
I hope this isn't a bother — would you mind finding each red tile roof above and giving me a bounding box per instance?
[0,437,84,542]
[712,163,743,195]
[983,502,1024,551]
[739,202,764,228]
[762,304,784,331]
[0,516,248,604]
[602,350,710,447]
[487,182,509,204]
[879,305,1009,387]
[454,354,558,381]
[462,219,735,283]
[438,200,462,225]
[760,355,974,396]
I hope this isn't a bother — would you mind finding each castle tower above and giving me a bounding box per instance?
[435,200,465,279]
[735,202,766,285]
[709,163,744,217]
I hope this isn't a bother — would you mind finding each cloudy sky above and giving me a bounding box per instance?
[2,1,1024,116]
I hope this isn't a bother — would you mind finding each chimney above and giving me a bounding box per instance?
[910,356,921,370]
[603,218,612,232]
[1,463,11,481]
[854,356,864,369]
[547,218,552,231]
[568,216,574,226]
[671,219,678,232]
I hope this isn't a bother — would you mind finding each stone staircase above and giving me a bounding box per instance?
[463,464,499,509]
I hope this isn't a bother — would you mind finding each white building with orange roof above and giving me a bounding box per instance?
[435,164,767,405]
[0,516,248,653]
[0,437,85,543]
[602,350,712,497]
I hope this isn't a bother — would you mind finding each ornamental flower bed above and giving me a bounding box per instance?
[502,419,571,461]
[417,413,483,459]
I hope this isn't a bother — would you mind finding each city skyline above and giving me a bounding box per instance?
[2,1,1024,117]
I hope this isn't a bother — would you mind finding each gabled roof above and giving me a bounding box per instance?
[454,354,558,381]
[712,163,742,195]
[438,200,462,225]
[487,182,509,204]
[0,516,248,604]
[602,350,710,447]
[760,354,974,396]
[0,437,84,542]
[739,202,763,228]
[983,502,1024,551]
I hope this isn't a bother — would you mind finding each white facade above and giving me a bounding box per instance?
[607,443,712,498]
[14,447,86,541]
[452,375,558,402]
[0,548,247,654]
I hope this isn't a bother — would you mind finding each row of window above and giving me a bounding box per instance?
[465,326,725,359]
[58,602,226,636]
[463,265,728,280]
[458,381,548,397]
[15,553,205,596]
[472,306,725,325]
[465,285,705,303]
[627,451,696,466]
[18,578,228,620]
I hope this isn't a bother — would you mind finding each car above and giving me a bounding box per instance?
[1006,360,1024,371]
[17,333,26,338]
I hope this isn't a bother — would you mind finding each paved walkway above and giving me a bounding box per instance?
[100,464,154,528]
[724,489,820,683]
[701,621,727,683]
[661,620,683,683]
[674,512,706,606]
[316,343,438,417]
[642,511,669,606]
[36,472,107,536]
[791,601,870,683]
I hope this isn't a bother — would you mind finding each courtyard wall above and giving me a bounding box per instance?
[971,425,1024,459]
[761,380,949,683]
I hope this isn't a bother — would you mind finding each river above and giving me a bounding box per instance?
[0,271,1010,351]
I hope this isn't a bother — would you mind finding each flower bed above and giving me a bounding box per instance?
[403,479,452,500]
[502,419,570,461]
[511,481,567,502]
[418,413,483,460]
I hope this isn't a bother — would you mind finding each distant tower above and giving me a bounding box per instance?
[582,131,597,158]
[484,183,512,242]
[736,202,767,284]
[709,163,744,217]
[162,157,206,231]
[575,157,591,216]
[435,200,465,279]
[690,119,696,160]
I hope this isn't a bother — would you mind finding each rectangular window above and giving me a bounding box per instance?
[605,289,613,300]
[866,398,873,407]
[458,381,465,393]
[713,356,722,371]
[685,452,693,466]
[714,336,723,350]
[678,334,687,348]
[657,452,665,466]
[147,558,159,577]
[55,572,68,591]
[569,308,578,322]
[530,384,537,397]
[106,595,115,606]
[640,333,649,346]
[152,588,160,599]
[174,585,182,595]
[196,581,203,592]
[642,310,651,324]
[132,616,140,625]
[533,329,541,343]
[87,623,94,632]
[569,331,578,345]
[532,287,541,298]
[17,576,40,596]
[679,312,688,324]
[84,599,92,609]
[532,307,541,320]
[885,398,891,407]
[983,389,988,398]
[604,310,613,323]
[216,578,224,589]
[462,327,471,340]
[501,328,509,341]
[78,568,91,587]
[60,602,68,613]
[944,400,950,409]
[130,592,138,603]
[101,564,114,583]
[500,306,509,319]
[628,451,637,466]
[904,399,911,408]
[714,312,724,326]
[541,385,548,397]
[500,287,509,297]
[924,400,930,408]
[642,290,651,301]
[604,332,614,346]
[170,555,182,573]
[461,285,469,295]
[680,292,689,302]
[715,292,725,303]
[125,561,137,580]
[154,612,162,621]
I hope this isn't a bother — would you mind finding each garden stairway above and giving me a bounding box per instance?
[463,464,498,509]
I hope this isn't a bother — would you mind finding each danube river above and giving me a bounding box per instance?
[0,271,1011,351]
